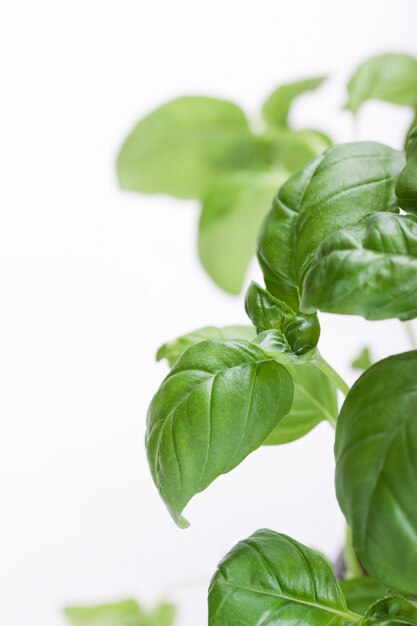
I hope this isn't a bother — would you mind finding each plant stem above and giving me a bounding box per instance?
[403,320,417,349]
[344,527,363,579]
[316,355,350,397]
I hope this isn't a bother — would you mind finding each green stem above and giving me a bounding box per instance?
[404,320,417,350]
[344,527,363,579]
[316,355,350,398]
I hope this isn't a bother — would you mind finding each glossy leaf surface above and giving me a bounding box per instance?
[340,578,387,616]
[336,352,417,595]
[198,172,285,294]
[262,76,327,128]
[346,54,417,114]
[147,341,293,527]
[359,594,417,625]
[257,142,404,311]
[208,529,356,625]
[65,599,176,626]
[302,213,417,320]
[156,325,255,367]
[116,97,259,199]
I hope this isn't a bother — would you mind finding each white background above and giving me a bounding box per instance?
[1,1,417,624]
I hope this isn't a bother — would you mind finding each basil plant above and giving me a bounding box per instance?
[146,126,417,624]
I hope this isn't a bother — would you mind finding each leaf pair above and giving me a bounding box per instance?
[117,80,330,294]
[257,138,417,321]
[149,321,337,527]
[208,529,417,625]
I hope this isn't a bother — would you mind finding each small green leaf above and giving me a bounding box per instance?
[302,212,417,320]
[116,97,261,199]
[340,578,388,616]
[262,76,327,128]
[257,142,404,311]
[208,529,358,625]
[198,171,285,294]
[396,126,417,213]
[359,594,417,625]
[245,281,320,354]
[156,325,255,367]
[64,599,176,626]
[346,53,417,114]
[351,347,373,371]
[147,340,293,527]
[335,351,417,595]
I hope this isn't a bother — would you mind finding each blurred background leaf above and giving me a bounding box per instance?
[262,75,327,128]
[65,599,176,626]
[351,347,373,371]
[116,80,331,294]
[346,53,417,140]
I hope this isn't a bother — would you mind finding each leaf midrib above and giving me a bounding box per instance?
[151,357,277,494]
[214,580,360,622]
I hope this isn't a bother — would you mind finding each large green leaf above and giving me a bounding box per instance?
[335,351,417,595]
[257,142,404,311]
[116,97,262,199]
[264,362,338,444]
[147,340,293,527]
[198,171,285,294]
[302,212,417,320]
[64,599,176,626]
[359,594,417,625]
[156,325,255,367]
[396,126,417,213]
[208,529,358,625]
[262,76,327,128]
[340,578,388,616]
[157,321,335,445]
[346,53,417,114]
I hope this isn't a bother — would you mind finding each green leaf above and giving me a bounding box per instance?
[346,53,417,114]
[266,128,332,172]
[64,599,176,626]
[359,594,417,625]
[156,325,255,367]
[340,578,388,616]
[245,281,320,354]
[351,348,373,371]
[302,212,417,320]
[396,126,417,213]
[257,142,404,311]
[147,340,293,527]
[208,529,358,625]
[335,351,417,595]
[116,97,262,199]
[262,76,328,128]
[264,362,338,444]
[198,171,286,294]
[156,323,332,445]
